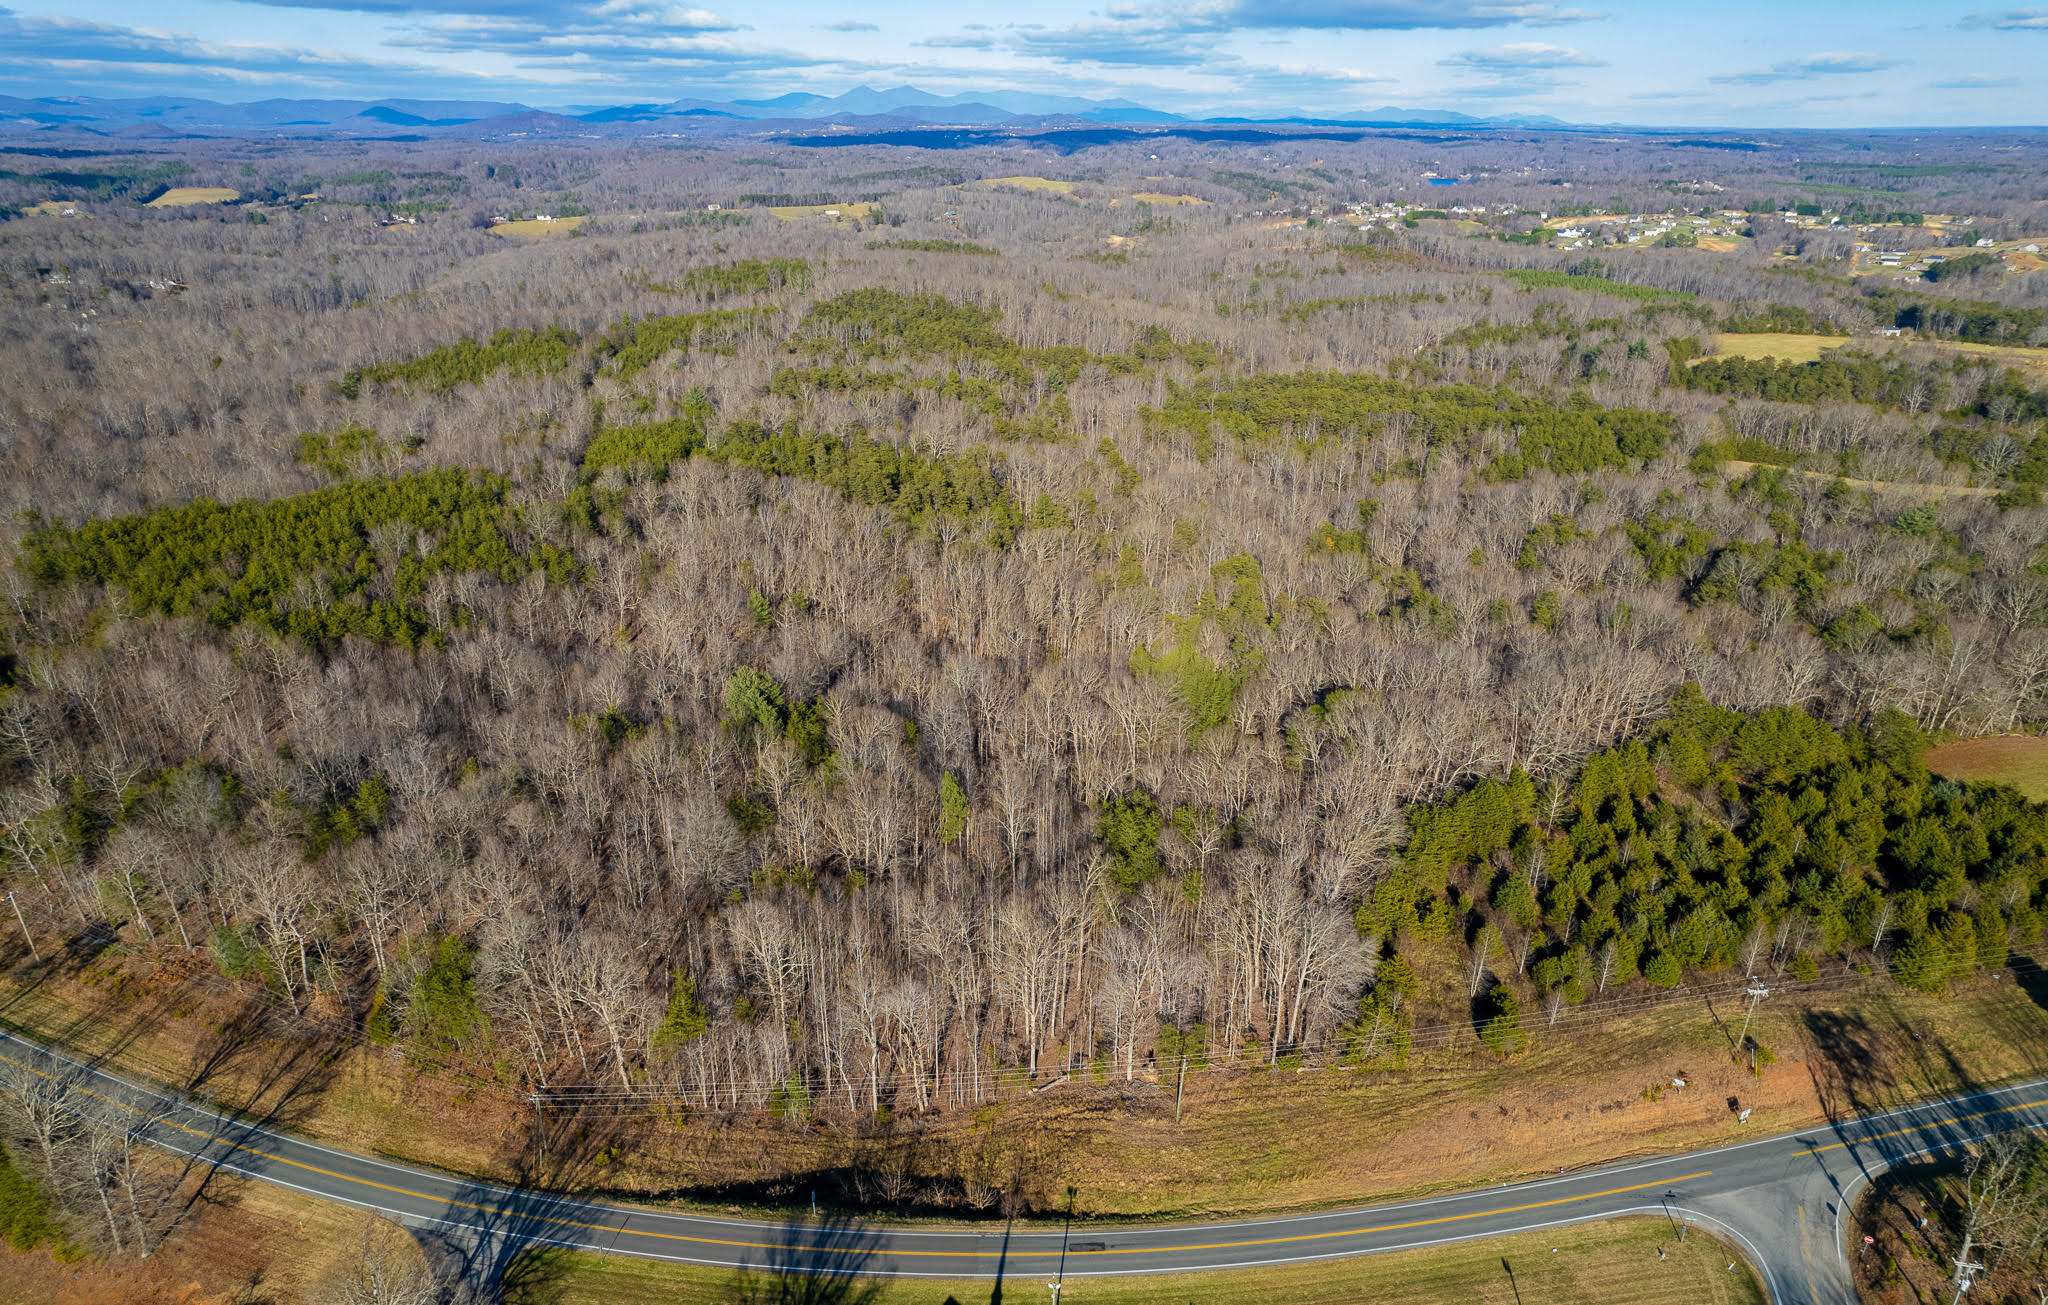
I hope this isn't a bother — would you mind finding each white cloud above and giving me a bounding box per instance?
[1710,51,1902,85]
[1960,8,2048,28]
[1440,41,1604,70]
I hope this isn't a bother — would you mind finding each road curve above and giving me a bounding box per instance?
[1,1027,2042,1302]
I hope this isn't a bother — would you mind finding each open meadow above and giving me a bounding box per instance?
[144,186,239,206]
[1926,736,2048,799]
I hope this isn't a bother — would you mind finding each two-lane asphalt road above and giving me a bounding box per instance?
[2,1027,2042,1302]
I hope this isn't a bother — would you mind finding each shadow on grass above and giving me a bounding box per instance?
[1797,977,2048,1201]
[496,1212,888,1305]
[2001,954,2048,1052]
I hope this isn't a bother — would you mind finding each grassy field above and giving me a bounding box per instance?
[1130,192,1207,206]
[1927,736,2048,799]
[1711,333,1849,364]
[145,187,239,207]
[976,176,1076,194]
[1718,460,1997,499]
[1916,336,2048,380]
[501,1217,1762,1305]
[490,215,586,236]
[768,203,881,225]
[1714,331,2048,380]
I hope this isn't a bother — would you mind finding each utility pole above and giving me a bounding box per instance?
[5,891,37,962]
[1174,1049,1188,1124]
[1950,1245,1981,1305]
[530,1087,549,1165]
[1736,976,1768,1058]
[1048,1184,1075,1305]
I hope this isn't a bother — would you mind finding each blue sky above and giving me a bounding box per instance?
[2,0,2043,126]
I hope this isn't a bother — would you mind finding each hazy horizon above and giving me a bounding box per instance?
[3,0,2045,130]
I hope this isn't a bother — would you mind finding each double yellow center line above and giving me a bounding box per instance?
[1790,1097,2048,1159]
[2,1042,1716,1261]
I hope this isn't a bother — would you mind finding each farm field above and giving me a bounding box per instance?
[1130,192,1207,205]
[975,175,1077,193]
[1712,331,2048,380]
[767,203,881,224]
[1926,736,2048,800]
[144,186,238,207]
[1710,333,1852,363]
[1915,335,2048,380]
[500,1217,1763,1305]
[490,215,586,236]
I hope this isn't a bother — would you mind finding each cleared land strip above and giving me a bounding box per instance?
[1720,459,1998,497]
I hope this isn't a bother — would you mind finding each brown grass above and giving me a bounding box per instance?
[0,1158,372,1305]
[1719,461,1996,499]
[1926,736,2048,800]
[490,215,585,236]
[0,1177,1760,1305]
[975,176,1076,194]
[1907,337,2048,382]
[144,188,239,208]
[7,940,2048,1231]
[1712,331,2048,382]
[767,204,880,226]
[1710,333,1846,364]
[503,1217,1762,1305]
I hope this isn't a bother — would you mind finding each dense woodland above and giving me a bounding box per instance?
[2,129,2048,1237]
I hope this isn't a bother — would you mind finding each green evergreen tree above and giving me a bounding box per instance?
[654,972,710,1050]
[939,773,970,846]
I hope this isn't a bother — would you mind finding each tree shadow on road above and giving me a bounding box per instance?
[493,1206,888,1305]
[1797,993,2045,1195]
[430,1098,715,1302]
[724,1214,888,1305]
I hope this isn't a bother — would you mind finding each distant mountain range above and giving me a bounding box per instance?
[0,85,1582,140]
